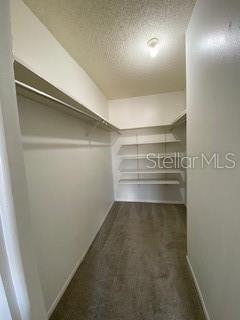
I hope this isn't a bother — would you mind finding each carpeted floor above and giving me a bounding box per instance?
[50,202,205,320]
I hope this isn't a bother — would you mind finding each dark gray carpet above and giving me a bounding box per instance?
[50,202,205,320]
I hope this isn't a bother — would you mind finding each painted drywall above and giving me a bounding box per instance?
[0,275,12,320]
[10,0,109,119]
[0,1,47,319]
[187,1,240,319]
[109,91,185,129]
[17,94,114,315]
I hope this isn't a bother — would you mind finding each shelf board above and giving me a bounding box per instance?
[121,139,181,146]
[119,169,183,174]
[14,61,120,134]
[119,153,184,160]
[119,179,180,185]
[119,124,171,131]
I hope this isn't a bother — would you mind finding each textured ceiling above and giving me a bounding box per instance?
[23,0,195,99]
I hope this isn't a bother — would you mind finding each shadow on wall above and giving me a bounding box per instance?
[17,94,112,150]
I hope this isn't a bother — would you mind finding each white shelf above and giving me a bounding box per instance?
[119,153,184,160]
[121,139,181,146]
[119,179,180,185]
[119,169,183,174]
[14,61,120,134]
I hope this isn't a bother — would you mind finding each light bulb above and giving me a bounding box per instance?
[149,46,159,57]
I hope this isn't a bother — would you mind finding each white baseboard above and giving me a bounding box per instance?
[115,198,185,204]
[186,256,211,320]
[47,252,83,317]
[47,201,114,318]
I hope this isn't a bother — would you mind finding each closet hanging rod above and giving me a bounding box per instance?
[15,80,120,134]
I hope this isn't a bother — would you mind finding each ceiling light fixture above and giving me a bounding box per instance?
[147,37,159,58]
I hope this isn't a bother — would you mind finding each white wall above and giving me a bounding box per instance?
[10,0,109,119]
[187,1,240,319]
[0,275,12,320]
[17,94,114,316]
[109,91,185,129]
[0,1,47,319]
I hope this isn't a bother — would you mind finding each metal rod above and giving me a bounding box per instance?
[15,80,120,133]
